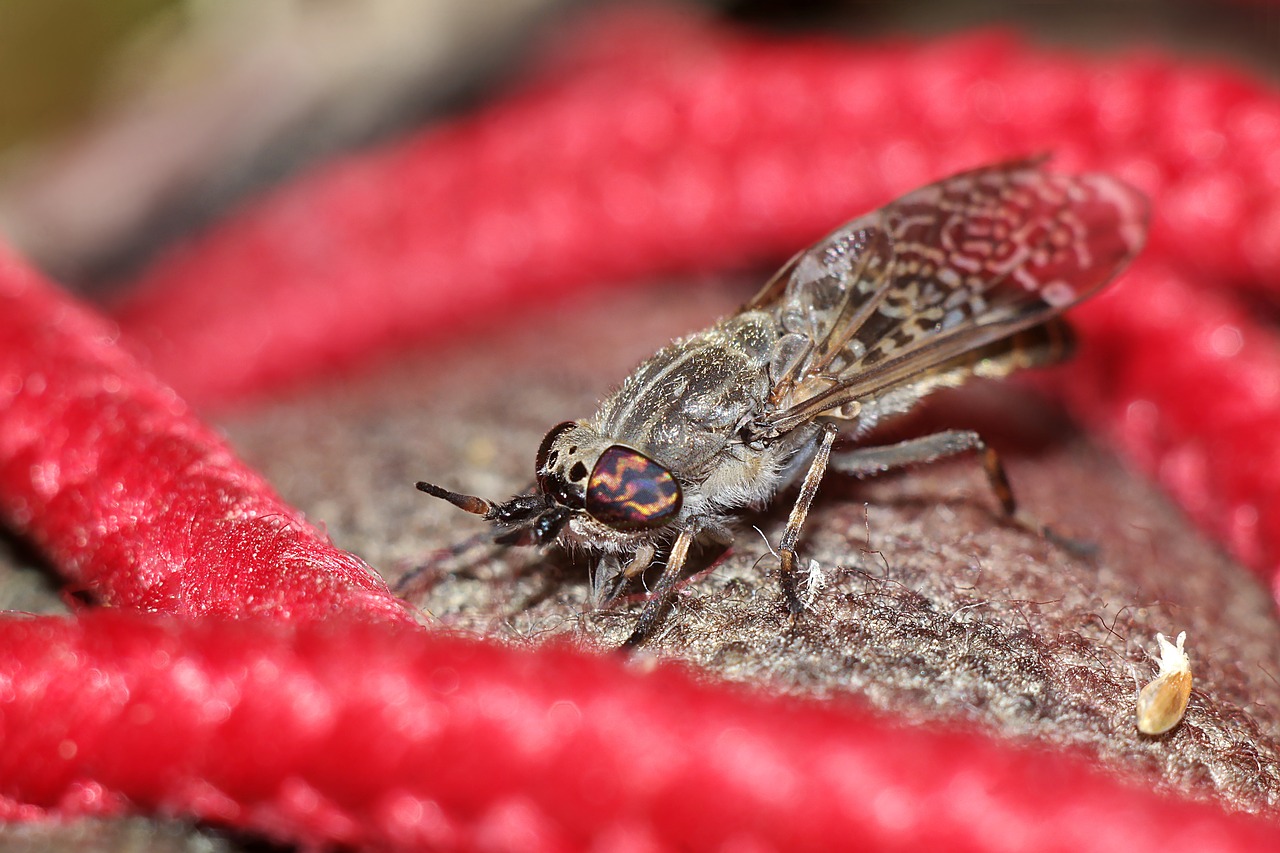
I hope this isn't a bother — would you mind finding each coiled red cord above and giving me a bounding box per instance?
[0,243,412,625]
[3,8,1280,850]
[1067,262,1280,600]
[3,611,1279,851]
[115,19,1280,405]
[111,14,1280,593]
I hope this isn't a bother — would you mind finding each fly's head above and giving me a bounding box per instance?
[417,421,684,551]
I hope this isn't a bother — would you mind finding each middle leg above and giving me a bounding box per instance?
[778,423,840,615]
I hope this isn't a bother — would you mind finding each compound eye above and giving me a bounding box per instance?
[585,445,682,531]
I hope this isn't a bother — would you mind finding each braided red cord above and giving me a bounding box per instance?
[3,7,1280,850]
[0,244,413,624]
[114,18,1280,406]
[3,610,1279,851]
[1067,262,1280,599]
[109,15,1280,595]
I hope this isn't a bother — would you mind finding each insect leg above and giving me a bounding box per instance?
[592,542,658,608]
[621,527,694,649]
[590,554,624,608]
[829,430,1088,553]
[394,528,499,598]
[622,541,659,578]
[829,429,1014,511]
[778,423,840,615]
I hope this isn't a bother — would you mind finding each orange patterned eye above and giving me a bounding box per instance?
[585,445,682,531]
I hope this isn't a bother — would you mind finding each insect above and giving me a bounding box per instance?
[415,159,1149,647]
[1136,632,1192,735]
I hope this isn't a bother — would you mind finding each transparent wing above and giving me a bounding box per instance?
[747,159,1149,434]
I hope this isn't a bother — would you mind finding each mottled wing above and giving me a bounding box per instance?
[749,160,1148,433]
[749,226,897,409]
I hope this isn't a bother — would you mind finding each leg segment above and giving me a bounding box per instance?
[829,429,1016,516]
[622,542,659,579]
[621,527,695,649]
[830,429,1089,553]
[778,423,839,615]
[592,541,658,608]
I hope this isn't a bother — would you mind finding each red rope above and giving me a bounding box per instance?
[2,7,1279,850]
[108,14,1280,594]
[1066,261,1280,598]
[2,610,1278,852]
[0,243,413,624]
[113,19,1280,406]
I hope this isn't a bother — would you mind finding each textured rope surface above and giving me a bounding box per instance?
[3,7,1280,850]
[0,243,413,624]
[3,610,1280,851]
[114,17,1280,405]
[110,14,1280,595]
[1067,262,1280,604]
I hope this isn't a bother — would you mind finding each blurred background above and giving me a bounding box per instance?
[0,0,1276,290]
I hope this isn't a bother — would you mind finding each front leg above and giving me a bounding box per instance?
[620,527,695,650]
[778,423,839,615]
[591,542,657,608]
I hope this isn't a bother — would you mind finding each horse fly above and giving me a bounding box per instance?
[414,159,1148,648]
